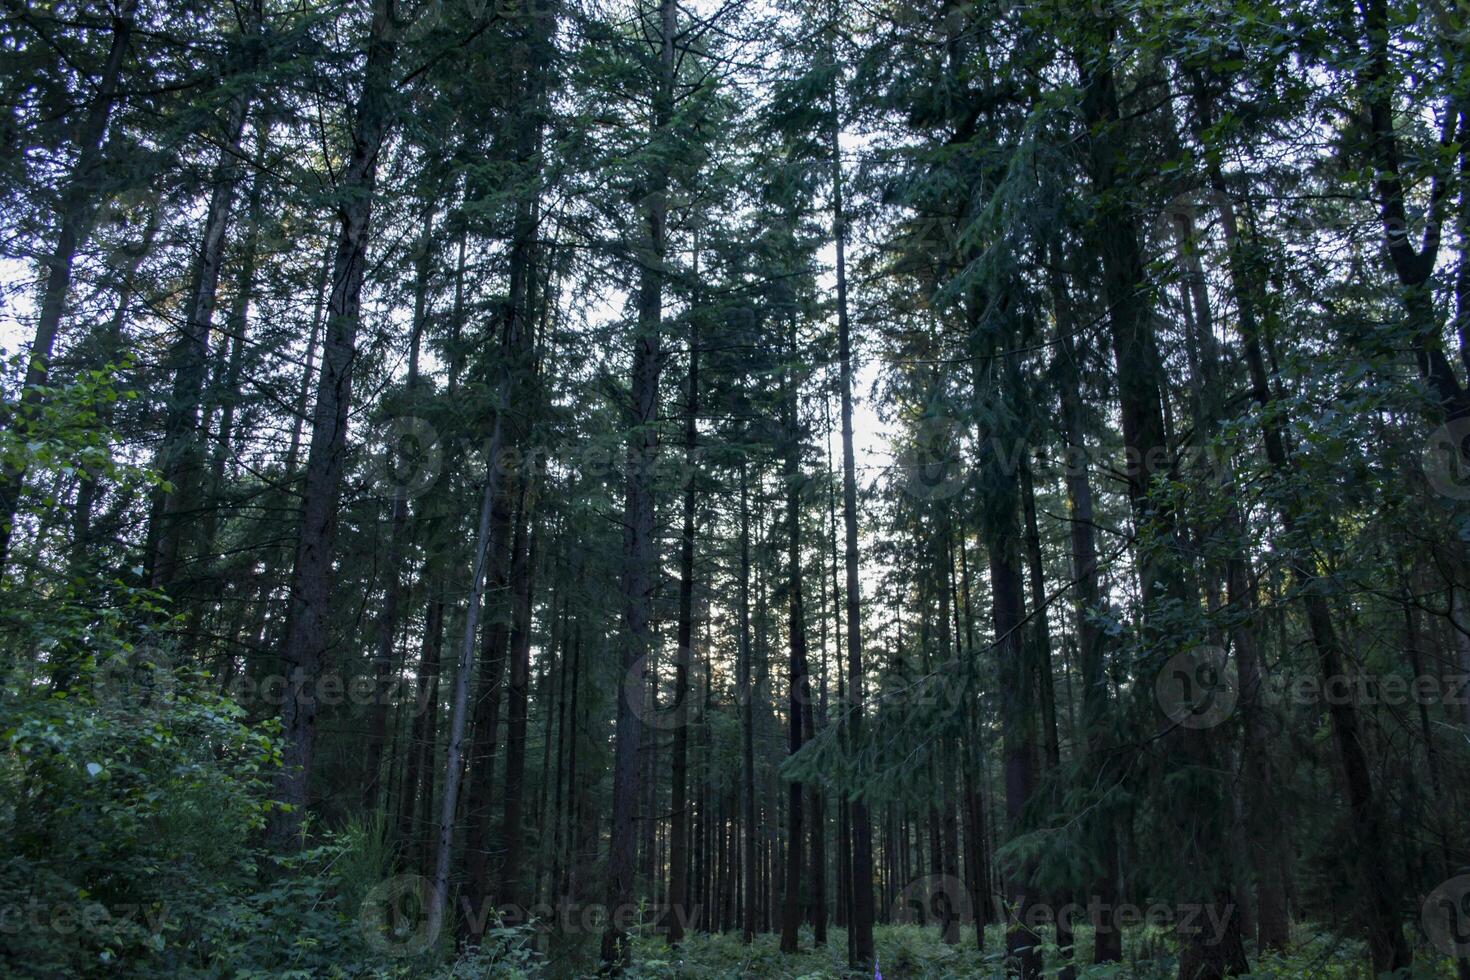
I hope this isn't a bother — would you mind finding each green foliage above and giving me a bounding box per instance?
[0,366,274,976]
[614,925,1470,979]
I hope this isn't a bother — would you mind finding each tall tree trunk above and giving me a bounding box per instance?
[829,51,876,970]
[1195,74,1410,968]
[738,457,757,944]
[545,592,569,903]
[1172,189,1292,953]
[1019,463,1059,772]
[807,506,827,946]
[824,391,852,936]
[498,504,540,907]
[362,210,434,811]
[460,488,517,931]
[667,314,699,945]
[560,627,585,906]
[397,584,445,863]
[151,45,260,593]
[1048,246,1122,963]
[699,630,715,930]
[779,320,811,954]
[988,502,1042,979]
[602,0,674,966]
[1075,27,1248,978]
[956,533,992,949]
[961,704,989,950]
[268,0,399,849]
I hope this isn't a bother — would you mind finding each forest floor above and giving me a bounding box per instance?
[436,924,1466,979]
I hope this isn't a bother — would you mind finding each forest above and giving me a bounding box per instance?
[1,0,1468,976]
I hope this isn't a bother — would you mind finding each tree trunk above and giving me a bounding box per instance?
[990,521,1042,978]
[830,55,876,970]
[779,320,811,954]
[397,584,445,865]
[498,506,541,907]
[362,210,433,811]
[151,51,259,593]
[1048,247,1122,963]
[0,0,140,569]
[1076,31,1248,977]
[602,1,674,966]
[429,429,505,937]
[72,207,158,567]
[461,487,517,931]
[668,315,699,944]
[737,457,757,944]
[807,513,827,946]
[268,0,399,849]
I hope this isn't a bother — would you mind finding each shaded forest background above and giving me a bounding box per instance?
[1,0,1469,976]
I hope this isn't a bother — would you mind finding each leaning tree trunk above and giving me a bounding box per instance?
[1201,86,1410,970]
[428,254,530,931]
[0,0,140,570]
[429,410,507,937]
[72,207,159,569]
[150,8,262,594]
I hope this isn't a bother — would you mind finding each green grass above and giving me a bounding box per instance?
[490,922,1468,979]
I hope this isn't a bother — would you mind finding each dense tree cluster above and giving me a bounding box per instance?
[1,0,1467,976]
